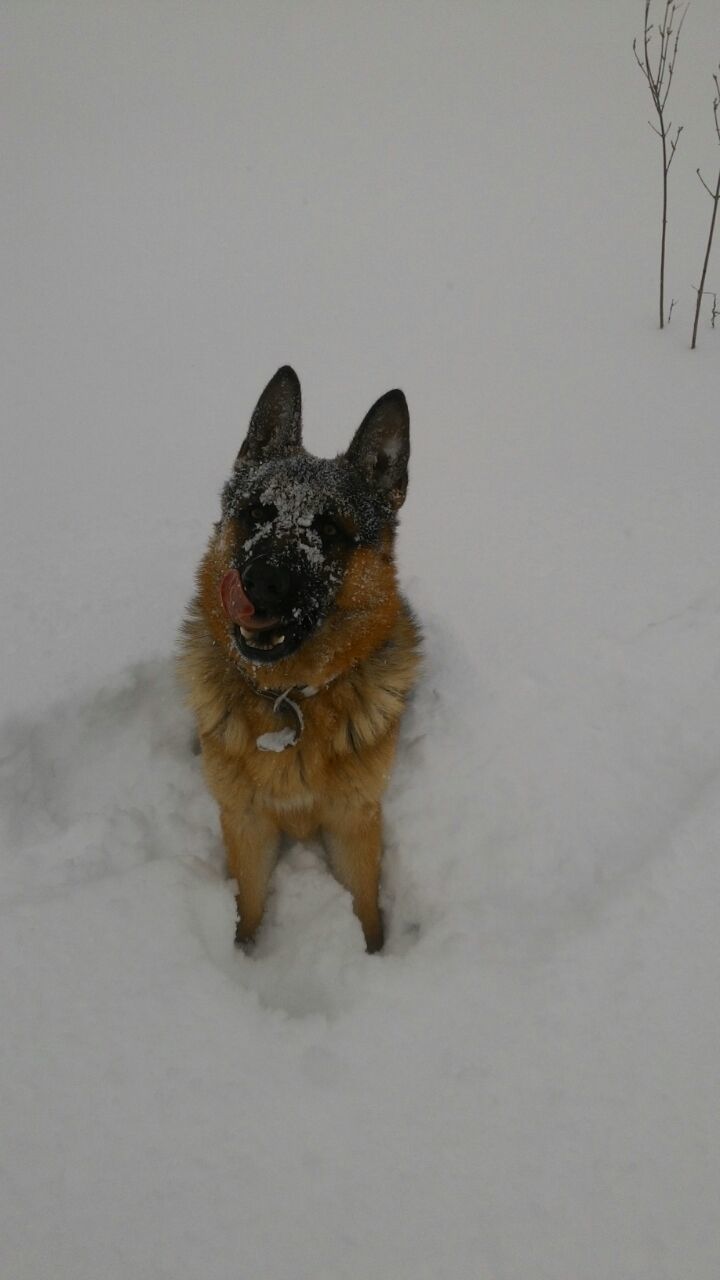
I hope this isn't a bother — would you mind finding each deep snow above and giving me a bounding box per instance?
[2,2,720,1278]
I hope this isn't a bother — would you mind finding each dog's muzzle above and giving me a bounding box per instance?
[219,562,310,663]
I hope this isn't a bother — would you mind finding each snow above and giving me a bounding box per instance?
[256,725,294,750]
[257,702,303,753]
[2,2,720,1278]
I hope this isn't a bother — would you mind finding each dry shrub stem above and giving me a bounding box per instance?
[633,0,688,328]
[691,72,720,349]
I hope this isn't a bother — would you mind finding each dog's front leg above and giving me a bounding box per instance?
[323,803,384,953]
[220,806,280,947]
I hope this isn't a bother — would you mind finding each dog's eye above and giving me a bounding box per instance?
[248,504,274,523]
[320,518,340,540]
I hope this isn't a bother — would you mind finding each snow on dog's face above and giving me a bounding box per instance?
[218,366,409,666]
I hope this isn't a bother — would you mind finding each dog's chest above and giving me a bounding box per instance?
[216,683,388,818]
[245,691,346,793]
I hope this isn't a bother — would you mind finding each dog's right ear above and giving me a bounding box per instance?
[235,366,302,466]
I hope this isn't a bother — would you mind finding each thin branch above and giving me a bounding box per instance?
[697,168,716,198]
[686,168,712,350]
[633,1,689,328]
[661,3,689,110]
[657,6,674,97]
[667,124,683,169]
[691,64,720,345]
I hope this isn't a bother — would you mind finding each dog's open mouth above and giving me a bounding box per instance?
[219,568,318,664]
[236,620,287,651]
[232,619,308,664]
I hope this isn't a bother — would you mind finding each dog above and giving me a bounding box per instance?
[178,366,421,952]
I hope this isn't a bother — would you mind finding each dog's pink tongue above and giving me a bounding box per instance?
[219,569,255,623]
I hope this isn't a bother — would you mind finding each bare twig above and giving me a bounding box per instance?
[697,167,716,198]
[667,124,683,168]
[691,68,720,349]
[712,293,719,328]
[668,297,677,322]
[633,1,689,327]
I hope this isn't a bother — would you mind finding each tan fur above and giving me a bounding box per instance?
[178,525,421,951]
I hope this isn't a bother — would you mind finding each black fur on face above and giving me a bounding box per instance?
[219,366,409,665]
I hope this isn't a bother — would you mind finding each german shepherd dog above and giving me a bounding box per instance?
[178,367,421,952]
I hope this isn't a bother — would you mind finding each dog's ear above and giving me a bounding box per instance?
[236,366,302,466]
[346,389,409,509]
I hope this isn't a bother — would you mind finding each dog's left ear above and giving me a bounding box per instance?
[346,389,410,509]
[236,365,302,466]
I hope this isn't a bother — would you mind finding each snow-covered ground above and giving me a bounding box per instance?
[2,3,720,1277]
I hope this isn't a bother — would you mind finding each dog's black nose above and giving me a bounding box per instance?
[242,559,292,614]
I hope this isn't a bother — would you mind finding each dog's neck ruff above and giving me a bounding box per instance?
[235,665,336,752]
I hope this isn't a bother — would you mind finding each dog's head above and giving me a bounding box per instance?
[211,366,410,674]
